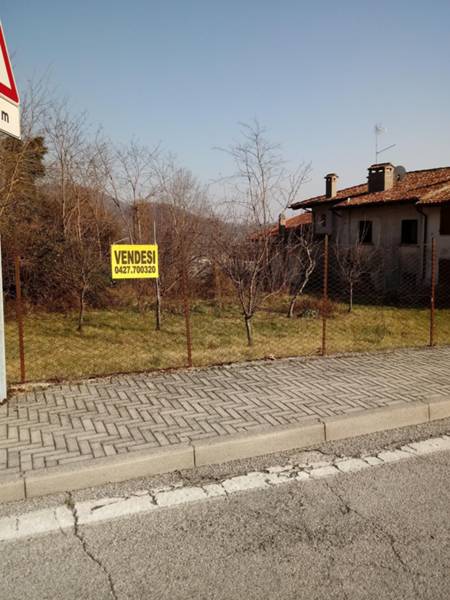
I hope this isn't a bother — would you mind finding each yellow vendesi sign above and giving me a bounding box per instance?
[111,244,159,279]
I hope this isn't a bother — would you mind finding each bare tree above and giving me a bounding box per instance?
[334,230,382,312]
[213,121,310,345]
[0,78,49,226]
[44,102,88,237]
[152,157,210,361]
[285,228,318,318]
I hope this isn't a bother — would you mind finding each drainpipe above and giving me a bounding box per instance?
[331,205,350,245]
[331,207,343,241]
[416,205,428,280]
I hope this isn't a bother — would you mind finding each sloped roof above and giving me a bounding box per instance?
[251,212,312,240]
[291,167,450,210]
[265,212,312,237]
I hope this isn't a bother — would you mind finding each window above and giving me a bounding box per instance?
[401,219,418,245]
[440,206,450,235]
[359,220,373,244]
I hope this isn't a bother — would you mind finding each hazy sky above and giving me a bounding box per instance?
[2,0,450,203]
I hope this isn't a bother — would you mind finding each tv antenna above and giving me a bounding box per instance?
[374,123,396,163]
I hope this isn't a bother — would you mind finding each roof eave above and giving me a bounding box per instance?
[334,197,419,209]
[290,199,339,210]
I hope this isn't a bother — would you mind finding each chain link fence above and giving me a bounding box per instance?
[4,236,450,385]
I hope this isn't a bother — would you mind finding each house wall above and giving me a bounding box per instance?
[423,205,450,259]
[312,205,334,237]
[311,203,449,289]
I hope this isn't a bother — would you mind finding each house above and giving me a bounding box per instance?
[251,212,312,240]
[290,163,450,298]
[270,212,312,240]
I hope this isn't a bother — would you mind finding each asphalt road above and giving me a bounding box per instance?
[1,443,449,599]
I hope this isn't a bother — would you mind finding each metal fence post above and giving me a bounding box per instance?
[14,255,26,382]
[180,240,193,368]
[0,239,7,401]
[321,234,329,356]
[429,237,436,347]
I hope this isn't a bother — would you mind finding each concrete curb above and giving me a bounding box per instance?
[323,401,429,441]
[0,474,25,503]
[428,397,450,421]
[25,444,194,500]
[193,418,325,466]
[0,397,449,503]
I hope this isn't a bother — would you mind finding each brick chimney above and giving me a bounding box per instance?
[278,212,287,236]
[325,173,338,198]
[368,163,395,193]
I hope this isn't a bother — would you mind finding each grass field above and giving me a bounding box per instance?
[5,297,450,384]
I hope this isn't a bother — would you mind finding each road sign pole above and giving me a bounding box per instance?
[0,238,7,401]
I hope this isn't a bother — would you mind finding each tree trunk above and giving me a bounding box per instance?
[77,287,86,332]
[287,295,297,318]
[244,315,253,346]
[213,263,222,311]
[155,277,162,331]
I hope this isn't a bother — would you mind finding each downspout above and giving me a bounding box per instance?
[331,203,349,244]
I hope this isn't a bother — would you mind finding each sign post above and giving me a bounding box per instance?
[0,22,20,400]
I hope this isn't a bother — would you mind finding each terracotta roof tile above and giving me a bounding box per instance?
[265,212,312,236]
[252,212,312,239]
[291,167,450,210]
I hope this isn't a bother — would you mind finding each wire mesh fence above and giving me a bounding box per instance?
[4,235,450,385]
[322,237,441,355]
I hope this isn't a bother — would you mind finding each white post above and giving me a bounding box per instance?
[0,238,7,400]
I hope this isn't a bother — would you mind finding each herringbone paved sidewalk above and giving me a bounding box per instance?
[1,347,449,477]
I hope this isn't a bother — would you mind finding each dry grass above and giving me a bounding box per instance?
[5,297,450,383]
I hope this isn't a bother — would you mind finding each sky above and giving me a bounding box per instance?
[2,0,450,205]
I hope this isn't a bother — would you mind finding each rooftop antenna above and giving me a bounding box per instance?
[374,123,396,163]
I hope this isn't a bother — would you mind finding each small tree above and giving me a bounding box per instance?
[213,121,310,345]
[152,158,210,361]
[334,233,381,312]
[214,224,286,345]
[285,229,318,318]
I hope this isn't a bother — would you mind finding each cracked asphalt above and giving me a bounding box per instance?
[1,437,449,599]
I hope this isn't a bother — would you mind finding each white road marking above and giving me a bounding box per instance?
[156,487,206,507]
[0,435,448,543]
[309,465,340,479]
[336,458,370,473]
[377,449,411,463]
[76,495,156,525]
[222,472,269,493]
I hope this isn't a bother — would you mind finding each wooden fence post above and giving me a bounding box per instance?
[14,255,26,382]
[429,237,436,347]
[321,234,329,356]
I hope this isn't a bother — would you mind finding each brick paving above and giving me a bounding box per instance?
[0,347,449,477]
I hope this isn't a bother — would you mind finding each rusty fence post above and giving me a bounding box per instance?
[14,255,26,382]
[429,237,436,347]
[321,234,329,356]
[180,240,193,368]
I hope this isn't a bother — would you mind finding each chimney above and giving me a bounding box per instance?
[368,163,395,193]
[278,212,287,237]
[325,173,338,198]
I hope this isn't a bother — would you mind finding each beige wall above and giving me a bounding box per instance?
[312,202,449,286]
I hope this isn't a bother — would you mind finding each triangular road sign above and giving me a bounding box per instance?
[0,22,19,105]
[0,22,20,139]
